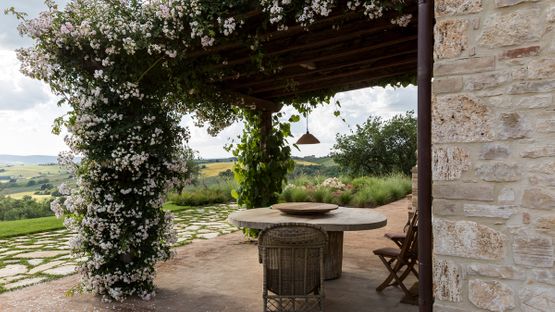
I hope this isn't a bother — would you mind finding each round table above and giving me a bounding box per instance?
[228,207,387,280]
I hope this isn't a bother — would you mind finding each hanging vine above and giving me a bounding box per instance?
[231,110,295,236]
[9,0,413,302]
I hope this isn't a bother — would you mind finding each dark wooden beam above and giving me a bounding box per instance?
[226,48,418,89]
[262,66,416,99]
[228,91,282,112]
[212,19,410,70]
[249,59,417,95]
[219,35,417,83]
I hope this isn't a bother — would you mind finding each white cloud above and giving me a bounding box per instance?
[182,85,417,159]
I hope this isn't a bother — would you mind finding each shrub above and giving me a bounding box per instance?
[311,187,331,203]
[291,187,310,202]
[168,185,233,206]
[280,174,412,208]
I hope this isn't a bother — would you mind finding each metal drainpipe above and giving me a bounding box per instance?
[417,0,434,311]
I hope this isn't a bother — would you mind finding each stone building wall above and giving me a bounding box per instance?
[432,0,555,311]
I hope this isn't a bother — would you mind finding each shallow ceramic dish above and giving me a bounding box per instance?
[272,202,339,215]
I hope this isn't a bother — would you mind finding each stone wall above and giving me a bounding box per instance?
[432,0,555,311]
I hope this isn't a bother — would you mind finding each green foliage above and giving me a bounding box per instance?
[231,111,294,209]
[331,111,417,176]
[0,196,53,221]
[279,175,411,208]
[168,185,233,206]
[0,216,64,239]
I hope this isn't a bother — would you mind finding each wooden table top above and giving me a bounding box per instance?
[228,206,387,232]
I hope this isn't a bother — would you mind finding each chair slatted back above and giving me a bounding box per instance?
[259,223,327,296]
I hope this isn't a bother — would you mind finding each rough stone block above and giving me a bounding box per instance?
[433,199,462,216]
[434,219,505,260]
[496,112,530,140]
[515,94,552,109]
[433,146,471,180]
[495,0,538,7]
[433,95,492,143]
[519,285,555,312]
[534,215,555,236]
[467,263,526,280]
[522,188,555,210]
[433,183,495,201]
[521,145,555,159]
[468,279,515,312]
[480,143,510,160]
[500,46,540,60]
[498,187,516,204]
[434,258,463,302]
[464,204,517,219]
[529,161,555,175]
[513,58,555,80]
[536,119,555,134]
[529,270,555,286]
[433,304,469,312]
[529,175,555,187]
[435,56,495,76]
[513,229,554,268]
[478,9,541,48]
[510,80,555,94]
[464,72,511,91]
[433,77,464,94]
[435,0,482,16]
[435,19,469,59]
[475,163,521,182]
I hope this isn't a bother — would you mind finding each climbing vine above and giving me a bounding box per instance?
[9,0,412,302]
[231,111,295,236]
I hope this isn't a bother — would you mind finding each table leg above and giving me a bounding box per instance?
[324,231,344,280]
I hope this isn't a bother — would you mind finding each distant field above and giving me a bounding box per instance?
[6,191,52,201]
[0,164,67,178]
[201,162,233,177]
[200,160,319,177]
[0,164,71,196]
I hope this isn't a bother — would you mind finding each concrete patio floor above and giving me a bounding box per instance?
[0,198,418,312]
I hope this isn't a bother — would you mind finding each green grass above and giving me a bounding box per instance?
[0,203,204,239]
[168,184,234,206]
[0,216,64,238]
[279,174,412,208]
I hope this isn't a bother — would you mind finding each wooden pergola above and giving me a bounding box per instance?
[192,4,419,112]
[190,2,433,311]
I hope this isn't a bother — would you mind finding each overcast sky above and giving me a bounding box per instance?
[0,0,416,159]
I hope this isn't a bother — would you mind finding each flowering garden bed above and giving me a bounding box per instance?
[280,175,411,208]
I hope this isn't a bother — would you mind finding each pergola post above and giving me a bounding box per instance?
[417,0,434,311]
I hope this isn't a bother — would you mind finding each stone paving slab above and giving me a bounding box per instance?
[0,199,417,312]
[0,204,239,293]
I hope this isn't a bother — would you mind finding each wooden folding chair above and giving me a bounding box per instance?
[384,211,416,248]
[373,212,418,299]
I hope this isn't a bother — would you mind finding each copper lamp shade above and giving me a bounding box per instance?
[296,131,320,144]
[296,115,320,144]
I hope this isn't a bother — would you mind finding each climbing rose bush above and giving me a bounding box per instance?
[11,0,412,301]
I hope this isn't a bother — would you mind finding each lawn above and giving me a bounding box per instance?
[0,216,64,238]
[0,203,196,238]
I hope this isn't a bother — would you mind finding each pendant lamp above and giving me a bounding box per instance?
[296,115,320,145]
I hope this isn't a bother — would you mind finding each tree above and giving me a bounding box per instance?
[331,112,416,176]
